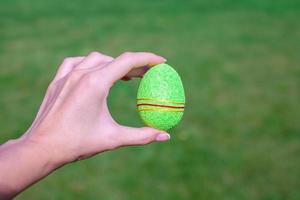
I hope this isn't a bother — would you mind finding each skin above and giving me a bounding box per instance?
[0,51,170,199]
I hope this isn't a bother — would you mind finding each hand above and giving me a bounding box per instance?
[24,51,170,165]
[0,51,170,199]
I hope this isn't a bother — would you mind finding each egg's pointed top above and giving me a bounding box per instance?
[139,63,185,103]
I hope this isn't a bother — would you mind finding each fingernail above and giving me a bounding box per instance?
[156,133,170,141]
[143,65,150,72]
[161,57,167,62]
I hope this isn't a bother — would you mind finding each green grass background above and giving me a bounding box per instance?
[1,0,300,199]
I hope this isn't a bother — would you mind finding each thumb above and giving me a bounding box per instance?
[117,126,170,147]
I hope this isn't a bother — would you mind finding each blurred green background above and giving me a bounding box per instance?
[1,0,300,199]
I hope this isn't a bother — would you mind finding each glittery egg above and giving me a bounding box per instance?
[137,63,185,130]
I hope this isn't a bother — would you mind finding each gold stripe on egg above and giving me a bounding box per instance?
[137,97,185,105]
[138,108,184,113]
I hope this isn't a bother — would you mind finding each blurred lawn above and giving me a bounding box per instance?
[1,0,300,199]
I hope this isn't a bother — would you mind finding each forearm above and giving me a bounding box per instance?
[0,135,60,199]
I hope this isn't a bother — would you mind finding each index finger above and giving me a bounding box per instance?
[102,52,166,84]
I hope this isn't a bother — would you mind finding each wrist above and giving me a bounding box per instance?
[0,134,64,198]
[23,128,79,167]
[17,133,65,172]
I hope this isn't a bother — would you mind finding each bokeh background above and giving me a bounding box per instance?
[1,0,300,199]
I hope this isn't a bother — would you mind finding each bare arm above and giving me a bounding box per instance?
[0,52,170,199]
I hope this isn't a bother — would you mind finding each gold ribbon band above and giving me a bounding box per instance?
[138,108,184,113]
[137,98,185,105]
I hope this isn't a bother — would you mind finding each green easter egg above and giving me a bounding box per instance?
[137,63,185,130]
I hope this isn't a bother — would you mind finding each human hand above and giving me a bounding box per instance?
[0,51,170,199]
[24,51,170,165]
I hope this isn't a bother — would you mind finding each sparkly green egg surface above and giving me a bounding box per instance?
[137,63,185,130]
